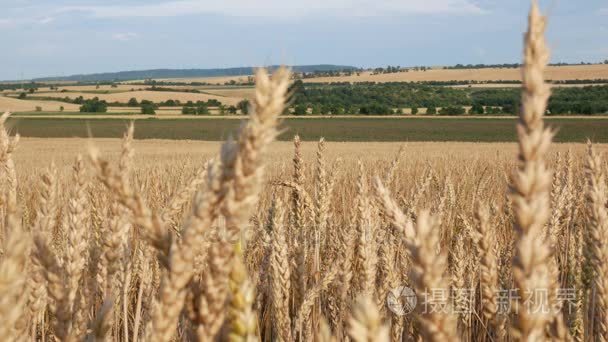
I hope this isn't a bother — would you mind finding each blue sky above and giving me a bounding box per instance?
[0,0,606,80]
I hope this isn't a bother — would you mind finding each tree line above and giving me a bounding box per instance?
[289,81,608,115]
[77,97,250,115]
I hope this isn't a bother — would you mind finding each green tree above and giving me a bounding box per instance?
[196,104,210,115]
[411,107,418,115]
[439,106,466,115]
[207,99,222,106]
[237,99,250,115]
[486,107,501,114]
[294,104,308,115]
[182,107,197,114]
[426,106,437,115]
[288,80,305,102]
[141,103,156,115]
[469,103,485,115]
[321,105,330,115]
[359,104,392,115]
[80,98,108,113]
[227,105,237,114]
[128,98,139,107]
[502,104,517,115]
[312,104,321,115]
[18,93,26,99]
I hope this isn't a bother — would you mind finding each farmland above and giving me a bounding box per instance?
[2,63,608,117]
[148,63,608,84]
[300,63,608,83]
[3,81,608,116]
[5,116,608,142]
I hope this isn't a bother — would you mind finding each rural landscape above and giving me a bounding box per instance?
[2,61,608,141]
[2,1,608,342]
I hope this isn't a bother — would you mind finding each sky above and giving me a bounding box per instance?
[0,0,606,80]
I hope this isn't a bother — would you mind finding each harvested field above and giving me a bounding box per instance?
[56,84,144,92]
[303,64,608,83]
[36,90,242,105]
[200,87,256,99]
[145,74,254,85]
[157,64,608,84]
[0,96,79,112]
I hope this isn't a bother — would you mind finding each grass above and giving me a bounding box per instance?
[5,117,608,142]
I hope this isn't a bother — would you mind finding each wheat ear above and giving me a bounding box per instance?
[584,142,608,339]
[347,296,390,342]
[294,267,339,336]
[355,161,376,297]
[64,155,90,310]
[509,2,555,340]
[269,197,292,341]
[225,245,259,342]
[406,211,459,341]
[195,67,290,340]
[474,204,499,328]
[0,112,19,216]
[0,213,30,339]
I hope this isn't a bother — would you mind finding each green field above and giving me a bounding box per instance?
[5,117,608,142]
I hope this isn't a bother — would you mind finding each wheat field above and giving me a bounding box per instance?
[300,63,608,84]
[0,96,80,113]
[1,3,608,342]
[149,64,608,86]
[37,90,242,107]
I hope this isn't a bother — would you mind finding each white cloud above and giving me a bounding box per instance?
[111,32,139,41]
[58,0,485,18]
[600,8,608,15]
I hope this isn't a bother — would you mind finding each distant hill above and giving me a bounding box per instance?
[32,65,358,82]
